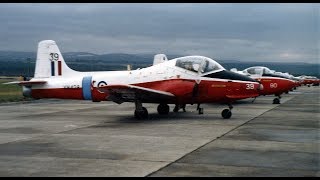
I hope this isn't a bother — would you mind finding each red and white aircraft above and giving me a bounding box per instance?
[231,66,296,104]
[298,75,320,86]
[6,40,263,119]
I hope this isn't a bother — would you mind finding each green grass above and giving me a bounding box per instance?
[0,78,32,103]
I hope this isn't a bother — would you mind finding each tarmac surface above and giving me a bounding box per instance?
[0,86,318,176]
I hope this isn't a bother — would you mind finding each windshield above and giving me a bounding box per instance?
[175,56,223,74]
[246,67,263,75]
[263,68,274,75]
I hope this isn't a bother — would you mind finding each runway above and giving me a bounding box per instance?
[0,86,318,176]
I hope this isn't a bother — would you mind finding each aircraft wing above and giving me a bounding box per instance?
[98,84,175,104]
[3,80,47,86]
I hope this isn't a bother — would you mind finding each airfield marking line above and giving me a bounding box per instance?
[163,162,318,174]
[146,95,298,177]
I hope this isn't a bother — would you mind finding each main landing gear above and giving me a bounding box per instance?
[196,103,204,114]
[173,104,187,113]
[221,104,233,119]
[134,102,172,119]
[133,102,234,119]
[273,95,281,104]
[134,101,148,119]
[157,103,170,115]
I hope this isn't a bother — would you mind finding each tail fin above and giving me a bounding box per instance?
[34,40,76,78]
[230,68,238,72]
[153,54,168,65]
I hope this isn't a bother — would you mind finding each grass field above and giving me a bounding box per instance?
[0,78,31,103]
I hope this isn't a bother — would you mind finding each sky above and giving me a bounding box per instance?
[0,3,319,63]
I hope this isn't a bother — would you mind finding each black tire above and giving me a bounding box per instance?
[221,109,232,119]
[134,107,148,119]
[173,105,179,112]
[273,98,280,104]
[157,104,170,115]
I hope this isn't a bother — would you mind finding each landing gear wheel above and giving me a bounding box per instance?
[173,105,179,112]
[134,107,148,119]
[198,107,204,114]
[273,98,280,104]
[221,109,232,119]
[157,104,169,115]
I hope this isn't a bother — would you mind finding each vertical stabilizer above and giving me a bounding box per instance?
[34,40,76,78]
[153,54,168,65]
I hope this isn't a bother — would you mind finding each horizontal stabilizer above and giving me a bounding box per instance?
[3,80,47,86]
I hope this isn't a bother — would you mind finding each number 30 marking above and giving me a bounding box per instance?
[246,84,254,89]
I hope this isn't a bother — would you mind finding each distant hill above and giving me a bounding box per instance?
[0,51,318,78]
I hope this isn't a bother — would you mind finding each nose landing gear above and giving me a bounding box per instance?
[273,95,281,104]
[221,104,233,119]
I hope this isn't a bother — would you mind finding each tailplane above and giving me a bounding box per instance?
[34,40,77,78]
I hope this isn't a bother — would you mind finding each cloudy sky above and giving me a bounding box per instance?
[0,3,318,63]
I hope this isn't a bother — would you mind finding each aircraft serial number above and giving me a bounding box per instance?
[64,85,80,88]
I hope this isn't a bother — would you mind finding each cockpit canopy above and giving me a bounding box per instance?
[175,56,224,74]
[244,66,274,76]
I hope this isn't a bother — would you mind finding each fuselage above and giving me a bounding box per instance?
[251,75,296,96]
[241,66,297,96]
[29,56,261,104]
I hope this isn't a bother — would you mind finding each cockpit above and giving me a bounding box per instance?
[175,56,224,74]
[245,66,273,76]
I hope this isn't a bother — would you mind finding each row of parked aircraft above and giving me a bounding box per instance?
[5,40,319,119]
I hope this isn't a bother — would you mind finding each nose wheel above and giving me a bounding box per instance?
[273,95,281,104]
[221,104,233,119]
[273,98,280,104]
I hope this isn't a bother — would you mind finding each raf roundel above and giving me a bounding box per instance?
[97,81,108,87]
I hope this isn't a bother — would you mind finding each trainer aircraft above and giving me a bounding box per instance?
[231,66,296,104]
[5,40,263,119]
